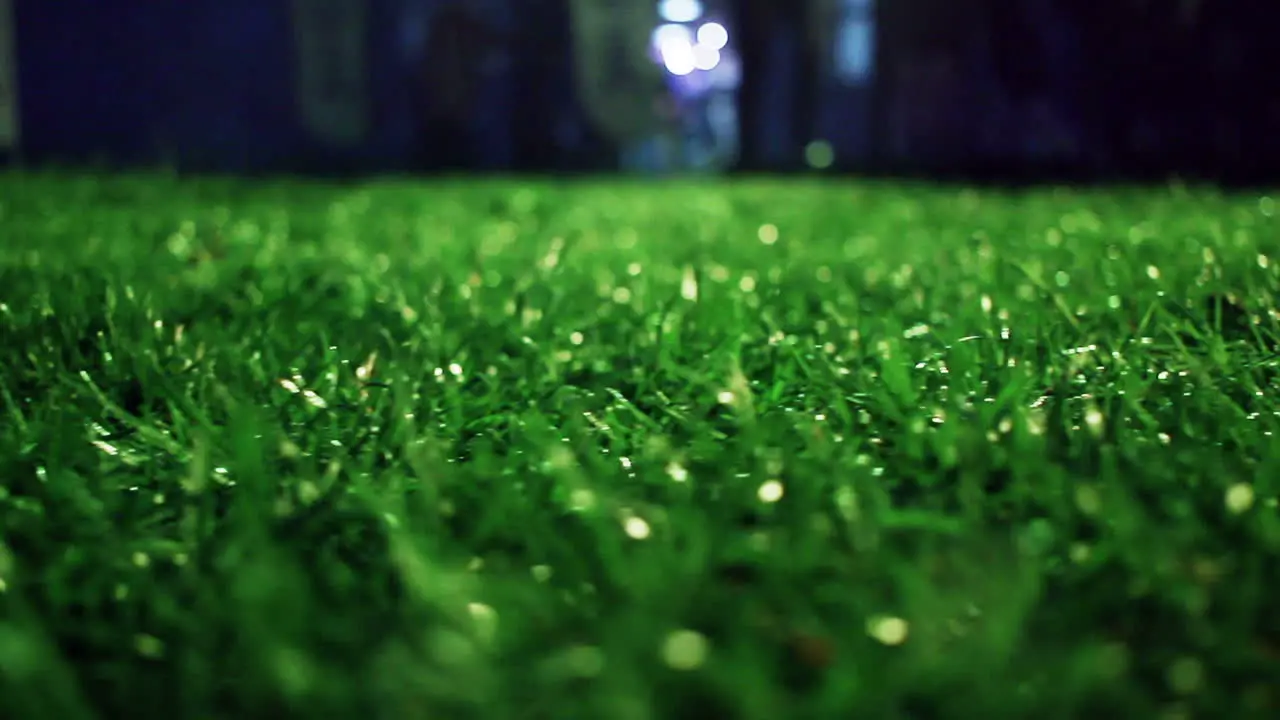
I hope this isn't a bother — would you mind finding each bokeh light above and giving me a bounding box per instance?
[692,43,720,72]
[658,0,703,23]
[696,22,728,51]
[805,140,835,170]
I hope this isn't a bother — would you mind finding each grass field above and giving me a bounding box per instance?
[1,171,1279,718]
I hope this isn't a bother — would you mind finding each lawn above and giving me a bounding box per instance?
[1,171,1278,718]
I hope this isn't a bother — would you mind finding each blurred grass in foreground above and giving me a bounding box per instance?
[1,171,1279,718]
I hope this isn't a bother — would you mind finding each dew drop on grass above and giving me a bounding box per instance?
[1018,518,1057,556]
[1069,542,1092,564]
[298,481,321,506]
[272,646,316,698]
[467,602,498,643]
[867,615,909,646]
[666,461,689,483]
[356,352,377,381]
[834,486,858,521]
[569,488,596,512]
[757,480,784,503]
[1084,405,1105,437]
[134,634,165,659]
[681,266,699,301]
[1225,483,1255,514]
[623,515,651,540]
[904,323,929,339]
[560,645,606,678]
[661,629,709,670]
[1025,409,1047,435]
[1075,485,1102,516]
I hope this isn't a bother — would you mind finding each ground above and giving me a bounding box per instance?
[0,171,1278,718]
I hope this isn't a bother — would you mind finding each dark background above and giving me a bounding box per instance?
[0,0,1277,185]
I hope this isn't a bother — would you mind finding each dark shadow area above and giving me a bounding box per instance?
[1,0,1278,185]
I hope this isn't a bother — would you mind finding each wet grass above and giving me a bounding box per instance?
[1,171,1279,718]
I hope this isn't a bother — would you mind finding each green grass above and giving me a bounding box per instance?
[1,171,1279,718]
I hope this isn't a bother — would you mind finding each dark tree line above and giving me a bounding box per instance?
[1057,0,1280,182]
[409,0,1280,180]
[732,0,1280,181]
[730,0,820,172]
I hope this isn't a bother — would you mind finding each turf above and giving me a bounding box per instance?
[1,171,1279,718]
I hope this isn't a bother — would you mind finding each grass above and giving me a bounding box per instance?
[1,170,1279,718]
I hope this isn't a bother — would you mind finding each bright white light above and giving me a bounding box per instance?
[662,41,697,76]
[696,22,728,50]
[654,24,697,76]
[652,23,693,50]
[658,0,703,23]
[692,43,720,71]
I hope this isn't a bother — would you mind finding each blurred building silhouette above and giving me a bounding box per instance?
[2,0,1279,182]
